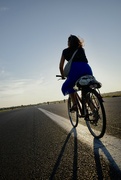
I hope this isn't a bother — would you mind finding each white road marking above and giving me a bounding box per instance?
[38,108,121,172]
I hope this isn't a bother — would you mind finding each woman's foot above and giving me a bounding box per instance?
[70,104,77,112]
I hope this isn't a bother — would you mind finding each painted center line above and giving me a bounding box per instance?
[38,108,121,172]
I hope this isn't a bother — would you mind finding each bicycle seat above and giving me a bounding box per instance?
[76,75,102,89]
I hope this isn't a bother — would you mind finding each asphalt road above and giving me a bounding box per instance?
[0,97,121,179]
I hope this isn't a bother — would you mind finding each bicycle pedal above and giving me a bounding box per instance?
[81,115,85,118]
[78,114,85,118]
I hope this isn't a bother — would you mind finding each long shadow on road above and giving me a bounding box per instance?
[49,128,78,180]
[49,128,121,180]
[93,138,121,179]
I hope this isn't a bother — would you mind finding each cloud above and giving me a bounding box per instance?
[0,72,62,108]
[0,76,45,98]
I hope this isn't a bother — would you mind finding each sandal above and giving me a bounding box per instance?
[70,104,77,112]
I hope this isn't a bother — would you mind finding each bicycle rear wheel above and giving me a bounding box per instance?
[67,97,78,128]
[85,89,106,138]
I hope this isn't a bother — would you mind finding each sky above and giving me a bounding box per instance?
[0,0,121,108]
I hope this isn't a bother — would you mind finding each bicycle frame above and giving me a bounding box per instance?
[75,88,87,118]
[75,86,101,119]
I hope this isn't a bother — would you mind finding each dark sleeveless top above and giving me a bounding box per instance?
[62,47,88,63]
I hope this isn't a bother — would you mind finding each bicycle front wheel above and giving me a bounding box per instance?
[67,97,78,128]
[85,89,106,138]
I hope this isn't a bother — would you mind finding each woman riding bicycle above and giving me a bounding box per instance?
[59,35,93,111]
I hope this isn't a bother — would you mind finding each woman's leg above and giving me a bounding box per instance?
[69,92,77,105]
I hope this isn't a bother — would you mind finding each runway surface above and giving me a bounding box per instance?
[0,97,121,179]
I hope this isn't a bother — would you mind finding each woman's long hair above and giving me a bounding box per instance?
[68,35,84,49]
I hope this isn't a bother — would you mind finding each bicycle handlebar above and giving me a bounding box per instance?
[56,75,62,77]
[56,75,66,80]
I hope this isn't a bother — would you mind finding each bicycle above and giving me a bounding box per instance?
[56,75,106,139]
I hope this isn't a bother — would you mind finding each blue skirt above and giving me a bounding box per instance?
[62,62,93,96]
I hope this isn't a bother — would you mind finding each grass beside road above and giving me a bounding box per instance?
[102,91,121,98]
[0,91,121,112]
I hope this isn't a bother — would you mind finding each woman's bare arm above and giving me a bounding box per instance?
[59,54,65,78]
